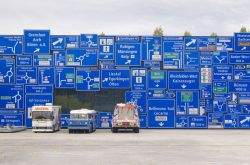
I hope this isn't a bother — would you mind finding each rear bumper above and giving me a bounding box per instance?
[68,126,91,130]
[32,129,54,132]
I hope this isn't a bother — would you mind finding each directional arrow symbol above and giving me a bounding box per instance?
[241,46,247,51]
[155,84,159,88]
[159,122,164,127]
[181,84,187,89]
[186,39,196,47]
[125,60,131,65]
[221,76,225,79]
[34,48,40,53]
[52,38,63,46]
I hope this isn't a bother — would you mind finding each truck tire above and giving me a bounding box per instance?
[112,128,118,133]
[134,128,139,133]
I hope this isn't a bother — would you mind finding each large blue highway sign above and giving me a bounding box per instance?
[213,65,233,80]
[33,54,53,66]
[141,36,162,61]
[176,91,199,115]
[0,114,23,126]
[234,33,250,52]
[163,52,182,69]
[228,81,250,93]
[101,69,130,88]
[163,36,183,52]
[51,35,65,50]
[16,55,32,66]
[216,36,233,51]
[224,114,238,128]
[198,37,216,51]
[183,51,199,68]
[66,49,98,66]
[55,67,75,88]
[65,35,79,49]
[184,37,198,50]
[131,68,147,91]
[26,85,53,94]
[76,70,100,91]
[229,53,250,64]
[125,91,147,114]
[0,57,15,83]
[148,70,167,89]
[0,36,22,55]
[213,51,228,64]
[38,67,54,85]
[54,51,66,66]
[99,36,114,60]
[80,34,98,48]
[16,67,37,84]
[188,116,207,128]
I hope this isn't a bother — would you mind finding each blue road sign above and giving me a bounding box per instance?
[99,60,115,69]
[200,53,212,66]
[115,36,140,43]
[163,36,183,52]
[139,114,147,128]
[213,51,228,64]
[0,35,22,55]
[25,94,53,128]
[176,91,199,115]
[76,70,100,91]
[188,116,207,128]
[234,69,250,80]
[148,89,165,98]
[163,52,182,69]
[213,99,227,113]
[66,49,98,66]
[228,81,250,93]
[80,34,98,48]
[53,51,66,66]
[238,94,250,104]
[234,33,250,52]
[143,60,161,68]
[175,116,189,128]
[115,43,141,66]
[0,114,23,126]
[101,69,130,88]
[168,71,200,90]
[55,67,75,88]
[205,99,213,113]
[242,104,250,114]
[216,36,233,51]
[229,53,250,64]
[238,115,250,128]
[208,113,223,128]
[148,70,167,89]
[16,55,32,66]
[183,51,199,68]
[200,84,212,99]
[16,67,37,84]
[26,85,53,94]
[97,112,112,128]
[51,35,65,50]
[184,37,198,50]
[99,36,114,60]
[141,36,162,61]
[33,54,53,66]
[198,37,216,51]
[131,68,146,91]
[213,81,227,93]
[60,114,70,128]
[148,99,175,128]
[24,30,50,54]
[125,91,147,114]
[65,35,79,49]
[0,85,24,110]
[214,93,231,100]
[224,114,238,128]
[228,104,241,114]
[213,65,233,80]
[0,57,15,83]
[38,67,54,84]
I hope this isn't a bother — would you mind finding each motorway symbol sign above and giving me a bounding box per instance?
[125,91,147,114]
[76,70,100,91]
[101,69,130,88]
[213,51,228,64]
[148,70,167,89]
[80,34,98,48]
[234,33,250,52]
[0,57,15,83]
[184,37,198,50]
[131,68,146,91]
[51,35,65,50]
[38,67,54,84]
[65,35,79,48]
[55,67,75,88]
[16,67,37,84]
[0,35,22,55]
[16,55,32,66]
[176,91,199,115]
[216,36,233,51]
[213,65,233,80]
[99,36,114,60]
[66,49,98,66]
[33,54,53,66]
[53,51,66,66]
[141,36,162,61]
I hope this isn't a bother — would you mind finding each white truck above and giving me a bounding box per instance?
[32,105,61,133]
[112,103,140,133]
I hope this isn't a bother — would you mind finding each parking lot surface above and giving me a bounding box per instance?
[0,129,250,165]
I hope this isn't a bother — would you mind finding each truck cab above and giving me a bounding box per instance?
[112,103,140,133]
[32,105,61,133]
[68,109,97,133]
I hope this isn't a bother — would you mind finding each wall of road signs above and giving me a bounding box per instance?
[1,30,250,128]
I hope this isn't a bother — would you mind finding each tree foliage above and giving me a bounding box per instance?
[210,32,218,36]
[184,31,191,36]
[240,26,248,32]
[153,27,164,36]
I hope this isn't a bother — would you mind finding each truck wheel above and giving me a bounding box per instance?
[69,130,72,134]
[112,128,118,133]
[134,128,139,133]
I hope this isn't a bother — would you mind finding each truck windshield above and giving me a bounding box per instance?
[116,107,137,120]
[32,111,53,120]
[70,114,88,120]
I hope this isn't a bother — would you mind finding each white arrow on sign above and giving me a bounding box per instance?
[181,84,187,89]
[241,46,247,51]
[221,76,225,79]
[159,122,164,127]
[52,38,63,46]
[155,84,159,88]
[125,60,131,65]
[34,48,40,53]
[186,39,196,47]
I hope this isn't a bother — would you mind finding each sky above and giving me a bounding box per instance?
[0,0,249,36]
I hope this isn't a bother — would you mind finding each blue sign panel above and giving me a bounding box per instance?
[200,84,212,99]
[115,43,141,66]
[213,65,233,80]
[80,34,98,48]
[183,51,199,68]
[66,49,98,66]
[234,69,250,80]
[224,114,238,128]
[168,71,200,90]
[148,70,167,89]
[198,37,216,51]
[188,116,207,128]
[25,94,53,128]
[148,99,175,128]
[65,35,79,48]
[99,60,115,69]
[16,67,37,84]
[101,69,130,88]
[184,37,198,50]
[76,70,100,91]
[26,85,53,94]
[33,54,53,66]
[175,116,188,128]
[216,36,233,51]
[139,115,147,128]
[53,51,66,66]
[200,54,212,66]
[97,112,112,128]
[99,36,114,60]
[234,33,250,52]
[51,35,65,50]
[229,53,250,64]
[131,68,146,91]
[239,115,250,128]
[143,61,161,68]
[115,36,140,43]
[176,91,199,115]
[238,94,250,104]
[213,51,228,64]
[228,81,250,93]
[38,67,54,84]
[213,81,227,93]
[0,85,24,109]
[125,91,147,114]
[148,89,165,98]
[16,55,32,66]
[163,52,182,69]
[0,57,15,83]
[0,114,23,126]
[55,67,75,88]
[228,104,241,114]
[163,36,183,52]
[208,113,223,128]
[24,30,50,54]
[141,36,162,61]
[60,114,70,128]
[242,104,250,114]
[213,99,227,113]
[0,35,22,55]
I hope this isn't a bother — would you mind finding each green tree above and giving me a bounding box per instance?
[184,31,191,36]
[153,27,164,36]
[240,26,247,32]
[210,32,218,36]
[99,32,105,36]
